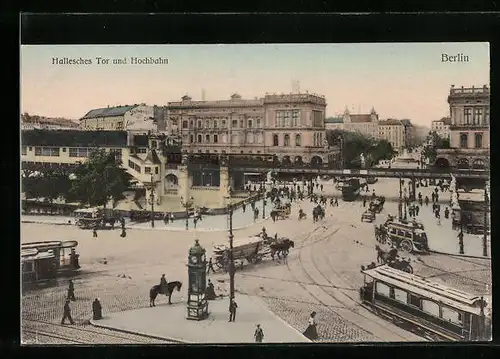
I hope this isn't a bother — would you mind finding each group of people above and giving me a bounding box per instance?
[60,279,103,325]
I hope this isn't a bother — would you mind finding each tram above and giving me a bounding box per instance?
[360,265,491,341]
[21,240,80,283]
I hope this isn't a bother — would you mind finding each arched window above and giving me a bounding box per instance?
[205,120,210,128]
[475,133,483,148]
[197,134,202,143]
[273,134,279,146]
[284,134,290,146]
[295,134,301,146]
[197,120,202,128]
[182,120,188,129]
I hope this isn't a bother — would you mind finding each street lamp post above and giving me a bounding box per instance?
[262,193,266,219]
[225,196,235,308]
[338,135,344,170]
[180,196,194,230]
[398,176,403,220]
[483,181,489,257]
[148,174,155,228]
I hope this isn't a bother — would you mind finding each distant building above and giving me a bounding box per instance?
[324,116,344,131]
[341,107,380,139]
[431,117,451,140]
[169,92,337,166]
[79,104,160,132]
[400,119,416,147]
[378,119,405,151]
[21,115,79,130]
[436,85,490,170]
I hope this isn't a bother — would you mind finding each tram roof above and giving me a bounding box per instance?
[21,250,55,262]
[22,241,62,250]
[362,265,485,315]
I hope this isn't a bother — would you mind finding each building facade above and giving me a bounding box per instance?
[79,104,160,132]
[431,117,451,140]
[341,108,380,139]
[436,85,490,170]
[168,92,336,166]
[378,119,406,151]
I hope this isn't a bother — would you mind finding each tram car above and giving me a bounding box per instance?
[21,240,80,284]
[360,265,491,341]
[378,219,429,253]
[361,209,376,223]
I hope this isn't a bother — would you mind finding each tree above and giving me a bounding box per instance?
[21,166,72,202]
[422,131,451,164]
[69,149,132,208]
[326,130,394,168]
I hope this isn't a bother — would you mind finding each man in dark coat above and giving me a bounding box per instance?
[206,258,216,275]
[205,279,216,300]
[458,231,465,254]
[92,298,103,320]
[67,280,76,301]
[61,299,75,325]
[254,324,264,343]
[229,300,238,322]
[160,274,168,294]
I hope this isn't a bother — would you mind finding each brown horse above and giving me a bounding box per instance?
[149,281,182,307]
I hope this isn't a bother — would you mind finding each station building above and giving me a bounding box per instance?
[436,85,490,170]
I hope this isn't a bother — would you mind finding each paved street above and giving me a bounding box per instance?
[22,176,491,344]
[92,294,309,343]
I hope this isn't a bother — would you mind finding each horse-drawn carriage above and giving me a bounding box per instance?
[270,203,291,220]
[374,219,429,253]
[74,208,117,229]
[369,196,385,214]
[213,236,270,270]
[361,209,376,223]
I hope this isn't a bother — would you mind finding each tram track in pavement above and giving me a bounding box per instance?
[22,329,87,344]
[22,318,172,344]
[289,219,419,342]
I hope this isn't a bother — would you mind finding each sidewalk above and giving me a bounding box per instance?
[416,203,490,259]
[90,294,309,343]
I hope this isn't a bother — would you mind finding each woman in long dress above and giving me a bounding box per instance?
[303,311,318,340]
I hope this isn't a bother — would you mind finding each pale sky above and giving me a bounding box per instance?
[20,43,489,126]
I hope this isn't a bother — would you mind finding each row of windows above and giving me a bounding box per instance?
[128,160,141,173]
[182,118,262,130]
[313,132,324,147]
[188,133,264,145]
[34,147,60,157]
[459,133,483,149]
[275,110,301,127]
[272,134,302,147]
[144,166,159,175]
[376,282,463,325]
[462,107,489,125]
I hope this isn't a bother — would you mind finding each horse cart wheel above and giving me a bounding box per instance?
[379,234,386,245]
[404,264,413,274]
[399,240,413,253]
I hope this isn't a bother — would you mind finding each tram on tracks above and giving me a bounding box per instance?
[360,265,491,341]
[21,240,80,283]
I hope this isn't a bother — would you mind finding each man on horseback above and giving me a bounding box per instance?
[160,274,168,294]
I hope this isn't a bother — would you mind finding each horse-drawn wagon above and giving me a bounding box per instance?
[74,208,117,229]
[369,196,385,214]
[361,209,376,223]
[270,203,291,220]
[213,236,270,271]
[374,219,429,253]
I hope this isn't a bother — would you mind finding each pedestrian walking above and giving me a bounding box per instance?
[334,198,338,206]
[458,230,464,254]
[254,324,264,343]
[229,300,238,322]
[207,258,216,275]
[92,298,103,320]
[362,196,366,207]
[444,207,450,219]
[436,212,441,226]
[320,184,323,192]
[61,298,75,325]
[120,228,127,238]
[303,311,318,340]
[92,227,98,238]
[67,280,76,301]
[415,205,419,216]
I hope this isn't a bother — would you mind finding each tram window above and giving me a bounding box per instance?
[409,294,420,308]
[421,299,440,317]
[405,232,412,239]
[393,288,407,303]
[397,230,405,237]
[441,306,463,325]
[23,262,33,272]
[375,282,391,297]
[390,228,397,235]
